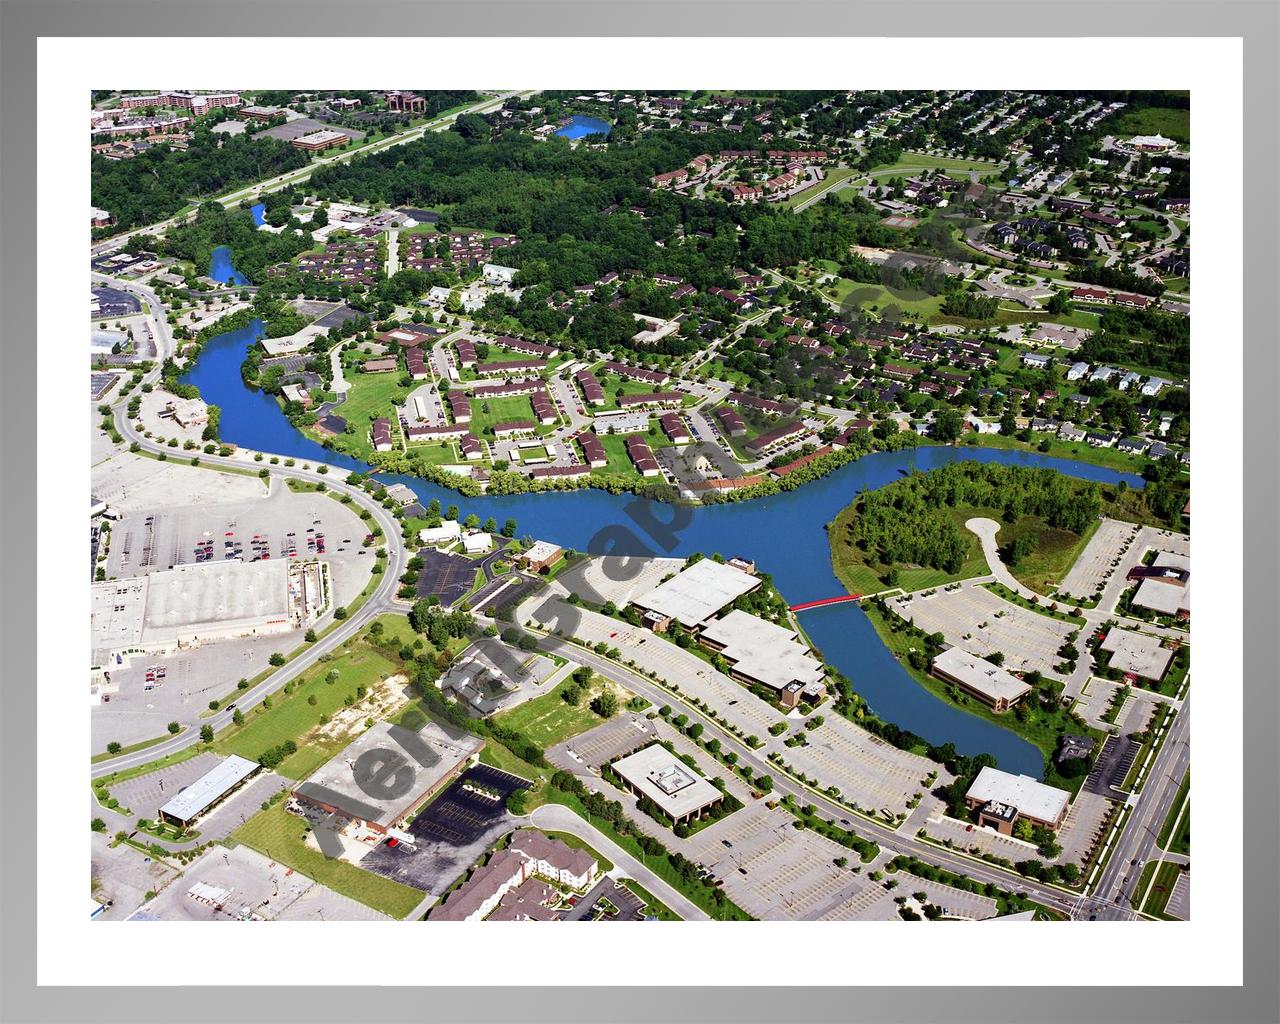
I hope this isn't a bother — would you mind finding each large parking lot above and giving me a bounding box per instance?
[555,555,685,610]
[781,715,950,816]
[130,843,390,922]
[550,714,658,771]
[91,831,181,921]
[103,477,372,605]
[1058,518,1140,603]
[358,764,530,898]
[524,596,783,740]
[93,632,298,749]
[891,583,1075,677]
[92,449,266,512]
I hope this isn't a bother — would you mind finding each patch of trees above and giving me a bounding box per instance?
[158,202,314,284]
[841,462,1101,575]
[92,133,309,233]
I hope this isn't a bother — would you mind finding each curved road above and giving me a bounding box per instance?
[528,804,711,921]
[93,407,409,779]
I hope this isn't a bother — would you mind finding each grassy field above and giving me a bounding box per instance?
[211,614,461,780]
[1111,106,1191,145]
[784,166,863,209]
[966,432,1153,477]
[229,804,425,919]
[212,640,403,779]
[493,677,628,749]
[868,151,1002,177]
[468,394,541,437]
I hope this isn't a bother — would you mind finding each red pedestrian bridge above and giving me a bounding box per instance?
[789,594,862,612]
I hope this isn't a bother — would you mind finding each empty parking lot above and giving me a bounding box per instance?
[891,584,1075,677]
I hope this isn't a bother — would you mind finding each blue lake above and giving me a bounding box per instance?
[208,245,250,286]
[555,114,612,140]
[250,203,266,227]
[183,297,1144,777]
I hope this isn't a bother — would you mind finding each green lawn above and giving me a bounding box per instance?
[591,429,671,477]
[1110,106,1190,145]
[868,151,1002,177]
[1135,859,1186,919]
[493,678,625,748]
[468,394,541,437]
[591,370,668,411]
[229,804,425,919]
[1158,771,1190,856]
[210,615,461,780]
[618,879,682,920]
[966,432,1153,477]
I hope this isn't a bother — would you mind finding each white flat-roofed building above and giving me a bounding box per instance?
[383,483,418,507]
[1099,627,1175,681]
[419,520,462,547]
[611,743,725,825]
[964,766,1070,834]
[1132,550,1190,618]
[931,645,1032,713]
[462,531,493,554]
[91,560,293,662]
[293,719,482,836]
[699,609,826,708]
[631,558,760,631]
[158,754,260,828]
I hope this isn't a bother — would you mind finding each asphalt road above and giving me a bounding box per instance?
[527,803,711,921]
[1088,694,1192,919]
[91,91,532,257]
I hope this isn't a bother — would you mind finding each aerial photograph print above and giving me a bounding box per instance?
[87,87,1192,927]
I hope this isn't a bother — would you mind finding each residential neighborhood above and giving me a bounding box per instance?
[87,87,1191,930]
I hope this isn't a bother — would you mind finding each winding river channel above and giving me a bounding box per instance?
[184,313,1143,777]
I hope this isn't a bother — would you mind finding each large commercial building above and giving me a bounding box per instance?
[91,559,319,662]
[611,744,726,825]
[1131,551,1191,619]
[965,766,1070,835]
[1099,628,1175,682]
[630,558,760,632]
[699,609,826,709]
[293,719,483,837]
[158,754,260,828]
[292,129,349,153]
[931,645,1033,712]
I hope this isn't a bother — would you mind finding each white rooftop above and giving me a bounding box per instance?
[699,609,824,692]
[1100,628,1175,681]
[967,766,1070,824]
[932,645,1033,705]
[523,540,562,564]
[611,743,724,820]
[158,754,259,823]
[419,520,462,545]
[632,558,760,629]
